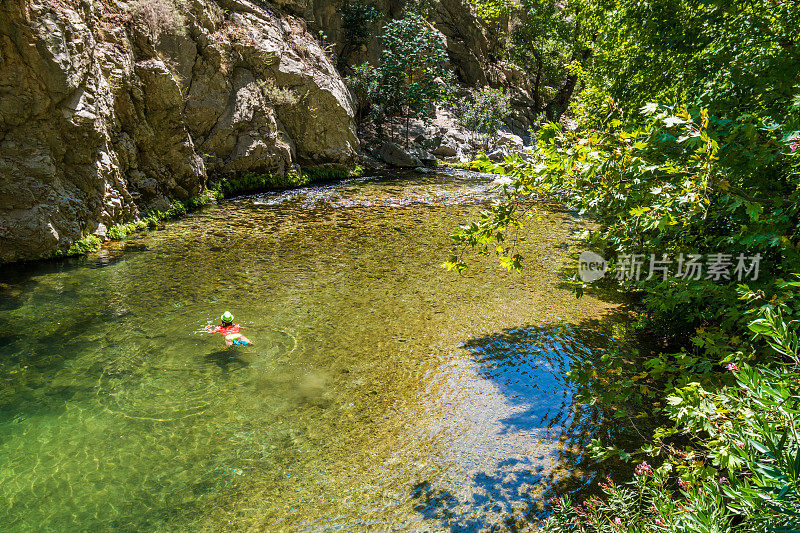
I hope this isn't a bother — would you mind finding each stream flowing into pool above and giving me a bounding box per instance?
[0,170,628,531]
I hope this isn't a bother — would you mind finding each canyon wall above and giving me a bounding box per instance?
[0,0,358,262]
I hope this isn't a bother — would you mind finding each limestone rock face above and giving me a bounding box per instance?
[0,0,357,263]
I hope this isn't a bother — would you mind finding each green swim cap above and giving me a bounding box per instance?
[221,311,234,323]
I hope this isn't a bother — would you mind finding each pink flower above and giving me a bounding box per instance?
[635,461,653,476]
[719,477,730,484]
[791,140,799,152]
[736,441,745,448]
[727,363,738,372]
[655,518,665,526]
[678,478,689,489]
[613,516,624,528]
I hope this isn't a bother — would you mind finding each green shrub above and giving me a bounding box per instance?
[107,224,129,241]
[107,221,147,240]
[457,87,512,138]
[301,167,349,182]
[210,168,363,200]
[209,173,291,199]
[545,303,800,532]
[104,190,213,242]
[64,235,102,256]
[186,189,215,209]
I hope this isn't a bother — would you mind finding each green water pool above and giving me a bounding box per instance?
[0,171,627,531]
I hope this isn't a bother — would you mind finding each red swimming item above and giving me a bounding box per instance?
[213,324,240,335]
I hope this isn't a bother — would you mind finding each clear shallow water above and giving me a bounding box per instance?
[0,170,625,531]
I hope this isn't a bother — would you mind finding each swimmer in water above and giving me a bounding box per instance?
[206,311,252,347]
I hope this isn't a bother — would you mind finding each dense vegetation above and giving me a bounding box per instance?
[346,12,454,144]
[448,0,800,530]
[336,0,381,67]
[456,87,512,146]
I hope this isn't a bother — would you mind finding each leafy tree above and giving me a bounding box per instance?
[509,0,589,117]
[469,0,590,119]
[469,0,514,24]
[337,0,382,65]
[456,87,512,145]
[548,303,800,532]
[347,13,453,144]
[450,0,800,354]
[345,62,380,123]
[448,1,800,525]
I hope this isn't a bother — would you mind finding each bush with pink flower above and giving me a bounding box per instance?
[539,308,800,532]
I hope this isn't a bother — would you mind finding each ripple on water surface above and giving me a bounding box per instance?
[0,171,629,531]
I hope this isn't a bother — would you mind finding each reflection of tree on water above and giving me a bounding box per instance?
[410,319,647,530]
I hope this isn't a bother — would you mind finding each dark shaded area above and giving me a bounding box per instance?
[204,348,250,371]
[0,246,165,421]
[0,306,112,419]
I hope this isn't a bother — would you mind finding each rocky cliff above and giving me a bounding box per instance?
[312,0,539,132]
[0,0,530,264]
[0,0,358,263]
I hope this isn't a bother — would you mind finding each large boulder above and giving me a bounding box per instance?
[487,145,511,162]
[494,131,524,151]
[431,141,459,157]
[409,147,438,167]
[378,142,422,167]
[430,134,460,157]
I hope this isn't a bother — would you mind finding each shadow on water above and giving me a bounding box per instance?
[409,319,646,531]
[204,348,250,371]
[411,458,544,533]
